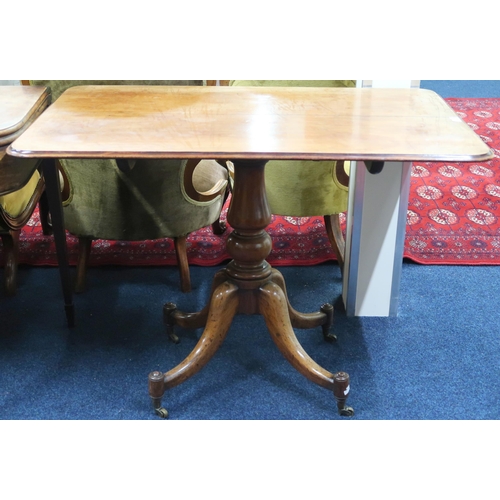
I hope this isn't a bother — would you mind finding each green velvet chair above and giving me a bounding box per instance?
[28,80,229,293]
[1,85,51,296]
[228,80,355,271]
[0,150,50,295]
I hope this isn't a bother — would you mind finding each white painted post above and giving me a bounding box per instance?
[342,80,420,316]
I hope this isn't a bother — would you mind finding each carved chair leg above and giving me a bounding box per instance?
[38,191,52,236]
[1,230,20,296]
[324,214,345,273]
[211,188,230,236]
[211,218,226,236]
[174,235,191,293]
[75,237,92,293]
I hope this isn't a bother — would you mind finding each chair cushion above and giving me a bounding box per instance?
[0,169,41,233]
[192,160,228,194]
[0,169,41,219]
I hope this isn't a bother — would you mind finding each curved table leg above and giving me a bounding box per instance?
[259,280,353,416]
[163,268,229,344]
[149,280,239,418]
[269,269,336,341]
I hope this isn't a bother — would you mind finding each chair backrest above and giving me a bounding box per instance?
[229,80,356,88]
[28,80,204,101]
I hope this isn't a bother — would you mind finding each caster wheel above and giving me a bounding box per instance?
[155,407,169,419]
[324,332,337,343]
[168,332,180,344]
[339,406,354,417]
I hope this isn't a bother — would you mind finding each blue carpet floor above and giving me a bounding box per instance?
[1,262,499,420]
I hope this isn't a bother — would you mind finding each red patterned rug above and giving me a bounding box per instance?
[10,98,500,268]
[405,98,500,264]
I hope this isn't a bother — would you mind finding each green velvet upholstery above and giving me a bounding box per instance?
[29,80,227,292]
[229,80,355,216]
[0,170,41,224]
[37,80,204,102]
[230,80,355,89]
[58,157,226,241]
[0,160,46,296]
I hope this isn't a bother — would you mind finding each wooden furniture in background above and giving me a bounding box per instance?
[0,86,51,295]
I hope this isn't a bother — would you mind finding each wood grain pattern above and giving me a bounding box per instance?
[0,86,50,136]
[8,85,493,163]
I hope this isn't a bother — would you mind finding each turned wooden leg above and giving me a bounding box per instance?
[41,158,74,326]
[211,186,230,235]
[259,280,353,416]
[1,230,20,296]
[174,235,191,293]
[149,280,239,418]
[324,214,345,273]
[75,237,92,293]
[38,192,52,236]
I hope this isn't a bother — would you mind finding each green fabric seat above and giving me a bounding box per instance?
[0,169,41,220]
[29,80,229,293]
[1,152,48,296]
[229,80,355,270]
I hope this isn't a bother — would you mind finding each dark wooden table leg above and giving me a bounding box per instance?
[41,158,75,327]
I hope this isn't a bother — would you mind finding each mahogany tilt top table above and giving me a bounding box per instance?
[8,85,493,417]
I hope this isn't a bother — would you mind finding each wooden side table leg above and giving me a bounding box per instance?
[269,268,336,341]
[163,268,229,344]
[42,158,74,326]
[149,280,239,418]
[259,280,353,416]
[1,230,19,296]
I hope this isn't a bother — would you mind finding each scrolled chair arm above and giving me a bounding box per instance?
[183,159,229,203]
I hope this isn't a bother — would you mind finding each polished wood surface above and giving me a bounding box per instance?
[8,85,493,162]
[0,86,50,137]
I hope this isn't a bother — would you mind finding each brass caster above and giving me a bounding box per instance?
[168,332,180,344]
[333,371,353,417]
[339,406,355,417]
[323,332,337,343]
[155,407,169,419]
[320,303,335,342]
[164,302,180,344]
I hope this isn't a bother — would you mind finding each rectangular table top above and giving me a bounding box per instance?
[0,86,50,138]
[8,85,494,163]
